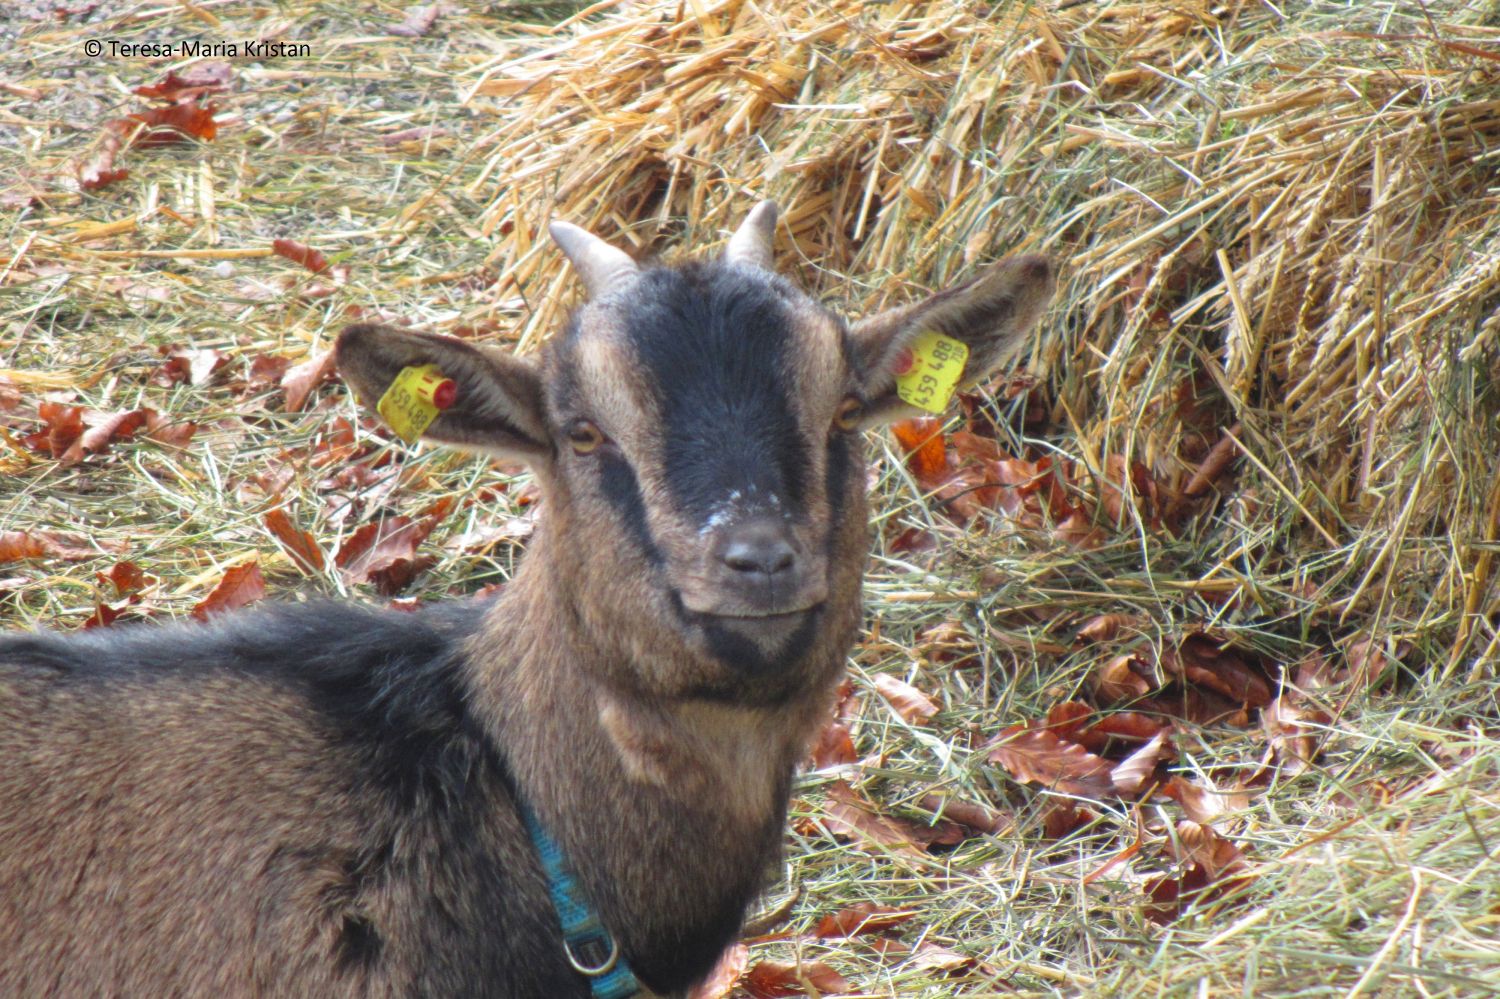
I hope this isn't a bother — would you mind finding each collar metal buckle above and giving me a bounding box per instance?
[564,928,621,977]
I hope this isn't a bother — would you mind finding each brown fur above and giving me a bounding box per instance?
[0,207,1054,997]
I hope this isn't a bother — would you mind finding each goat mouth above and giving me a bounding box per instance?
[670,591,823,636]
[703,604,822,622]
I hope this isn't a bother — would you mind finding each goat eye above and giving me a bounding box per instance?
[833,397,864,432]
[566,419,605,454]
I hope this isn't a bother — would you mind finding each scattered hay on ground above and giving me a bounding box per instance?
[3,1,1499,995]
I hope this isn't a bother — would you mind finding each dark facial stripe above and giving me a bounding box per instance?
[620,263,810,519]
[824,432,855,529]
[597,450,663,567]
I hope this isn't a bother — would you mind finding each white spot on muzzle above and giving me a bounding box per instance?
[697,488,789,536]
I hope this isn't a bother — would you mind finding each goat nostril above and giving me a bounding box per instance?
[720,533,797,576]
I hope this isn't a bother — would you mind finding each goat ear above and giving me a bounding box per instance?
[849,255,1055,426]
[335,324,551,464]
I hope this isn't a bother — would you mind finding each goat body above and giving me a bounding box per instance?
[0,204,1054,997]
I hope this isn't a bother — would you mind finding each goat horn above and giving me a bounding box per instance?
[724,201,778,270]
[548,221,640,299]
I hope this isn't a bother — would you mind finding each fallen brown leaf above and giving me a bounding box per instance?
[822,781,929,858]
[191,561,266,620]
[813,901,917,939]
[335,507,447,595]
[918,792,1010,835]
[1345,636,1412,690]
[1076,612,1145,643]
[1261,695,1331,775]
[872,674,940,725]
[272,239,330,274]
[21,401,84,458]
[1143,819,1255,923]
[1110,729,1174,794]
[281,350,336,412]
[1092,653,1155,703]
[987,723,1114,798]
[890,417,950,491]
[264,508,326,574]
[1,530,125,564]
[62,407,151,463]
[809,718,857,769]
[1161,774,1250,828]
[133,64,232,102]
[742,958,851,998]
[96,561,151,596]
[126,103,218,146]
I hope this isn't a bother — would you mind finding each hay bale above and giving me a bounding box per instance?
[464,0,1500,663]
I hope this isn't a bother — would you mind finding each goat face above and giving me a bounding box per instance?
[336,204,1054,705]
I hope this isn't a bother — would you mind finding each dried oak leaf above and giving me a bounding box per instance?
[872,674,940,725]
[890,417,950,491]
[1261,695,1331,775]
[986,723,1114,798]
[1143,819,1254,923]
[334,501,450,595]
[742,958,851,998]
[1,530,125,564]
[281,350,336,412]
[126,103,218,146]
[97,560,151,596]
[813,901,917,939]
[264,508,326,574]
[823,782,940,858]
[1109,729,1174,794]
[62,407,152,463]
[1165,632,1272,708]
[272,239,330,274]
[133,64,232,102]
[191,561,266,620]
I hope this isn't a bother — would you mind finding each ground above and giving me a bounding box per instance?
[3,2,1498,996]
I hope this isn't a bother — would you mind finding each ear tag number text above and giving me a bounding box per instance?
[894,331,969,414]
[378,364,457,443]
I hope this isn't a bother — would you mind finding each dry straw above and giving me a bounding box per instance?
[461,0,1500,673]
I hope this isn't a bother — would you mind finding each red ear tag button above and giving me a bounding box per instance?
[891,346,916,376]
[428,378,458,410]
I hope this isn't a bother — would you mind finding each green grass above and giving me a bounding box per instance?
[4,1,1500,996]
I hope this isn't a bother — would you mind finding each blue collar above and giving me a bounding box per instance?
[519,802,641,999]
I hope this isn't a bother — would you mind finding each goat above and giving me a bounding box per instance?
[0,203,1054,998]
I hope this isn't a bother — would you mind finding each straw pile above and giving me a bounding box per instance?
[4,0,1500,993]
[464,0,1500,669]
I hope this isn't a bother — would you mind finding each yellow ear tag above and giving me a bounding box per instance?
[893,331,969,414]
[377,364,458,444]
